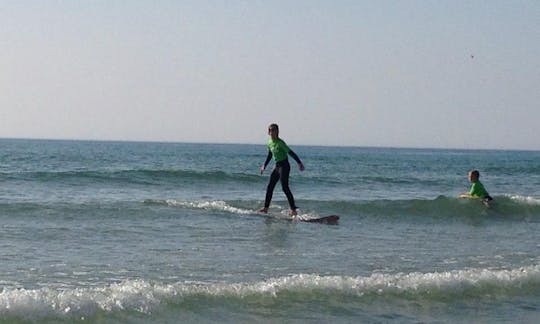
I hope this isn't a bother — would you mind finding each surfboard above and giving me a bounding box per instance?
[296,214,340,224]
[458,195,493,208]
[257,209,339,224]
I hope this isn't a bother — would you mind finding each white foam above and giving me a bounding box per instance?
[0,280,172,319]
[163,199,254,214]
[507,195,540,205]
[147,199,320,218]
[1,265,539,319]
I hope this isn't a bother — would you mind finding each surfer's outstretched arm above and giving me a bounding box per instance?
[260,151,272,174]
[288,150,304,171]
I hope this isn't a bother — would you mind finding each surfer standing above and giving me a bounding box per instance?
[259,123,304,216]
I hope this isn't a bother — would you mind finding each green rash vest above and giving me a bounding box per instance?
[267,138,290,162]
[469,180,490,198]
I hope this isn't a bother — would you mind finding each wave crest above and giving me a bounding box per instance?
[1,265,539,320]
[144,199,254,215]
[315,195,540,220]
[143,195,540,221]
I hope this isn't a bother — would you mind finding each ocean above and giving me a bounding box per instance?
[0,138,539,323]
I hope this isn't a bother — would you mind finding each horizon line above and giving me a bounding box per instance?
[1,136,538,153]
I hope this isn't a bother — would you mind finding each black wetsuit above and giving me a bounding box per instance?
[262,149,302,210]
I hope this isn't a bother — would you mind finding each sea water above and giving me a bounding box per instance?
[0,139,539,323]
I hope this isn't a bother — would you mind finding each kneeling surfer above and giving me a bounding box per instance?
[459,170,493,204]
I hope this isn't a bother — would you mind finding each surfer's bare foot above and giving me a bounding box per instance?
[258,207,268,213]
[289,209,297,217]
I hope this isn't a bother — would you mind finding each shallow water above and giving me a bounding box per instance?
[0,139,539,322]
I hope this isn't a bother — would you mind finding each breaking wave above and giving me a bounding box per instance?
[1,265,539,321]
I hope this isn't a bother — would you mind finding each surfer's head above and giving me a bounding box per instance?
[268,123,279,139]
[468,170,480,182]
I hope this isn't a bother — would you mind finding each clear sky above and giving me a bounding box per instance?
[1,1,539,150]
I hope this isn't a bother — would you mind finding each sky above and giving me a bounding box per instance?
[1,1,539,150]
